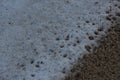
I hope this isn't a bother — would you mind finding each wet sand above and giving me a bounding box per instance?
[65,25,120,80]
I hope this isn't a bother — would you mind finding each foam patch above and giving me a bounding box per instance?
[0,0,119,80]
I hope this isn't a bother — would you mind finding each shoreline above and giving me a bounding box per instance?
[65,25,120,80]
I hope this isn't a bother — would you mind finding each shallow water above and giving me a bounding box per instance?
[0,0,118,80]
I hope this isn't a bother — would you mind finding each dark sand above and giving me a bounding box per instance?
[65,25,120,80]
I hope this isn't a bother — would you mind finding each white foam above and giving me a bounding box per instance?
[0,0,118,80]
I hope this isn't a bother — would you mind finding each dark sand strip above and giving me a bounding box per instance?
[65,25,120,80]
